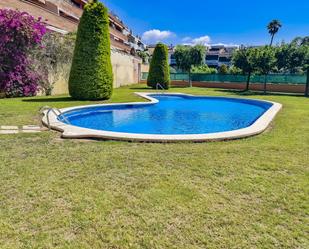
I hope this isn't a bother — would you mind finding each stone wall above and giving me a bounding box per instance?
[51,49,142,95]
[111,49,142,88]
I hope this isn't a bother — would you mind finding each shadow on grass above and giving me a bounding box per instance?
[214,89,305,98]
[22,97,78,103]
[129,87,153,90]
[129,86,189,90]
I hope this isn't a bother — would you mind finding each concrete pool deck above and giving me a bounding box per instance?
[42,92,282,142]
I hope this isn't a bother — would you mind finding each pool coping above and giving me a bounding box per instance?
[42,92,282,142]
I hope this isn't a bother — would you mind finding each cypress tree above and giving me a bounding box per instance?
[147,43,170,89]
[69,0,113,100]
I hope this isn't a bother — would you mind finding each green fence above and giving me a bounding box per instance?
[141,72,307,85]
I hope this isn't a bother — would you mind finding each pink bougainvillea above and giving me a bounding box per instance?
[0,9,46,97]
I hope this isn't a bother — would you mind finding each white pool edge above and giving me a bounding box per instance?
[42,92,282,142]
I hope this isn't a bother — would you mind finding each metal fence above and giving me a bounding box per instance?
[141,72,307,85]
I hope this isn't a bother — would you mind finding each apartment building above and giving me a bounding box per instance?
[146,44,238,68]
[0,0,146,53]
[205,45,238,68]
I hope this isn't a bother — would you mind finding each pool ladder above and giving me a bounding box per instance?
[39,106,71,130]
[156,83,166,91]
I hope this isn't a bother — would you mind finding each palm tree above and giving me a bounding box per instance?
[267,20,282,46]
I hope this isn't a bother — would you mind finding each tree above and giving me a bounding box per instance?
[288,44,307,74]
[267,19,282,46]
[147,43,170,89]
[69,0,113,100]
[218,64,228,74]
[275,43,291,72]
[301,36,309,46]
[253,46,276,93]
[137,50,149,64]
[276,39,308,74]
[291,36,309,46]
[174,45,191,78]
[303,45,309,96]
[232,48,256,91]
[0,9,46,97]
[174,45,206,87]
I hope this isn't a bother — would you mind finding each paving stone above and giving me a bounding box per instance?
[22,125,41,131]
[0,130,19,134]
[22,130,41,133]
[1,126,18,130]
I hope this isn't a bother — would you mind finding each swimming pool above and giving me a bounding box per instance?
[43,93,282,142]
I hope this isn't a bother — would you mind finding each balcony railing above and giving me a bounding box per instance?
[110,39,131,53]
[109,27,128,42]
[57,0,83,17]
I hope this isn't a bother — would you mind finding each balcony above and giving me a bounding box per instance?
[206,60,219,66]
[57,0,83,17]
[110,38,131,53]
[109,13,126,29]
[109,27,128,43]
[25,0,83,20]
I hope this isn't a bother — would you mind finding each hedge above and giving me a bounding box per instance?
[68,0,113,100]
[147,43,170,89]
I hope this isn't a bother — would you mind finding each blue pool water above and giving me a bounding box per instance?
[60,94,272,135]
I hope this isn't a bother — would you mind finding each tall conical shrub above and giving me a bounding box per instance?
[69,0,113,100]
[147,43,170,89]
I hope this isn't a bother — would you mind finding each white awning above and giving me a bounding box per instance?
[46,25,69,35]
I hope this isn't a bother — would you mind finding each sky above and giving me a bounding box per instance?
[100,0,309,46]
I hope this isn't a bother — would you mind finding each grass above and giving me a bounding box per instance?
[0,84,308,248]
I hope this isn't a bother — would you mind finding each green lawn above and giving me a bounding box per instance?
[0,84,308,248]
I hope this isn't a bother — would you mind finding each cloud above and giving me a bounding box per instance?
[211,43,240,48]
[181,35,211,46]
[191,35,211,45]
[142,29,175,42]
[182,36,192,42]
[181,36,240,48]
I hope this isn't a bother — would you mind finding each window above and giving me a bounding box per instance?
[206,55,219,61]
[219,57,231,62]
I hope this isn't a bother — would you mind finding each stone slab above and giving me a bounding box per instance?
[22,125,41,131]
[22,130,41,133]
[0,130,19,134]
[1,126,18,130]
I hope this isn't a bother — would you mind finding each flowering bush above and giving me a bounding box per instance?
[0,9,46,97]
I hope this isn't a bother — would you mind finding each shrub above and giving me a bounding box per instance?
[191,65,217,74]
[69,1,113,100]
[228,66,242,75]
[147,43,170,89]
[0,9,46,97]
[218,64,228,74]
